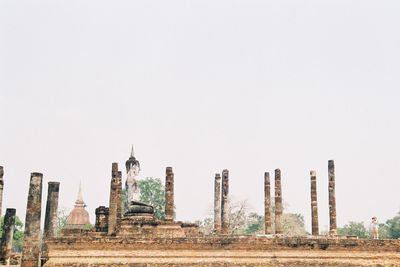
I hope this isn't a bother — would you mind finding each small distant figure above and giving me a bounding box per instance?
[369,217,379,240]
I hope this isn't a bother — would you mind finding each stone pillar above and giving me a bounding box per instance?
[221,169,229,235]
[264,172,272,234]
[0,208,16,265]
[310,170,319,236]
[116,171,122,226]
[44,182,60,239]
[108,163,122,235]
[95,206,109,232]
[21,172,43,267]
[213,173,222,233]
[328,160,337,235]
[0,166,4,216]
[165,167,174,222]
[274,169,283,234]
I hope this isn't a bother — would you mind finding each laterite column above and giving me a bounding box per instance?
[214,173,222,233]
[0,166,4,216]
[310,170,319,235]
[221,169,229,234]
[165,167,174,221]
[44,182,60,239]
[274,169,283,234]
[264,172,272,234]
[328,160,337,235]
[21,172,43,267]
[108,163,122,235]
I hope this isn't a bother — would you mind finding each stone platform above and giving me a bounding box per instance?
[43,235,400,267]
[118,217,201,238]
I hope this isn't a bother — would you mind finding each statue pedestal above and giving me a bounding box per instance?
[123,212,155,222]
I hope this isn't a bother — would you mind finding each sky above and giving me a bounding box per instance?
[1,0,400,233]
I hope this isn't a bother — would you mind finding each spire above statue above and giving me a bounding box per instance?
[124,146,154,216]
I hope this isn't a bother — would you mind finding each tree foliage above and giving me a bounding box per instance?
[337,222,369,239]
[337,211,400,239]
[196,198,306,236]
[138,177,166,220]
[384,212,400,239]
[122,177,166,220]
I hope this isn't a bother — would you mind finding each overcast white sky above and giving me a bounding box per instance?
[1,0,400,233]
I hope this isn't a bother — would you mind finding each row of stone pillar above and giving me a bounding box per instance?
[263,169,284,234]
[307,160,337,235]
[0,165,16,265]
[213,169,230,234]
[212,160,337,236]
[2,171,61,267]
[0,166,17,265]
[263,160,337,236]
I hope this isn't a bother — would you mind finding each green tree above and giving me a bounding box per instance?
[378,223,391,239]
[385,212,400,239]
[122,177,166,220]
[138,177,166,220]
[0,215,24,252]
[337,222,369,239]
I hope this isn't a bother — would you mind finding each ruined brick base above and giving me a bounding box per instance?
[43,236,400,267]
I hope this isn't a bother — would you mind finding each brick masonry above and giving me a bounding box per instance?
[43,235,400,267]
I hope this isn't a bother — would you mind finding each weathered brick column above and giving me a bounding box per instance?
[310,170,319,236]
[328,160,337,235]
[264,172,272,234]
[165,167,174,222]
[0,166,4,216]
[0,208,16,265]
[108,163,122,235]
[21,172,43,267]
[274,169,283,234]
[95,206,109,232]
[221,169,229,235]
[213,173,222,233]
[44,182,60,239]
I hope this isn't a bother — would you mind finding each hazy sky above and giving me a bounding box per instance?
[1,0,400,233]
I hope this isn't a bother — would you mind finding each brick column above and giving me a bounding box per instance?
[108,163,122,235]
[213,173,222,234]
[0,208,16,265]
[264,172,272,234]
[310,170,319,236]
[274,169,283,234]
[328,160,337,235]
[221,169,229,235]
[0,166,4,216]
[95,206,109,232]
[44,182,60,239]
[21,172,43,267]
[165,167,174,221]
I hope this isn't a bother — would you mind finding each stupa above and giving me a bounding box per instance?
[65,183,90,229]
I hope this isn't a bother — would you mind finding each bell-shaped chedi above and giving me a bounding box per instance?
[65,183,90,229]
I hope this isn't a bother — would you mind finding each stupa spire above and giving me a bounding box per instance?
[75,181,85,207]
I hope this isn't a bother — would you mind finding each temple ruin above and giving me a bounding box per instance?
[0,151,399,266]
